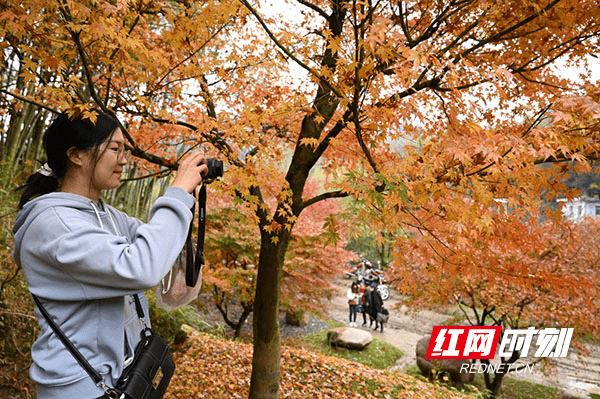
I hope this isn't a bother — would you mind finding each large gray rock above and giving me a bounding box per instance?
[559,389,591,399]
[327,327,373,350]
[416,335,475,384]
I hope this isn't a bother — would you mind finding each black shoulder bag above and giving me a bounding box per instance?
[32,293,174,399]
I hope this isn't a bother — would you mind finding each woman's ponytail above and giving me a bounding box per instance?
[17,165,60,209]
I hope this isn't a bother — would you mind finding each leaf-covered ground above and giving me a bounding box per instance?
[167,330,479,399]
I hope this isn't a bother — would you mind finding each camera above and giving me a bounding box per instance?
[205,158,224,180]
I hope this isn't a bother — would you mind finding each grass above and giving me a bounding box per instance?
[478,375,561,399]
[284,320,405,369]
[403,364,563,399]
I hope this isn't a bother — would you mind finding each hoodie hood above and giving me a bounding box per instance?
[13,192,102,266]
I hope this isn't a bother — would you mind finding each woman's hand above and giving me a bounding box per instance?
[171,152,208,193]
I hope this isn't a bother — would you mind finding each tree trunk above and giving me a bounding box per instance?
[247,5,347,396]
[248,232,289,399]
[486,369,507,398]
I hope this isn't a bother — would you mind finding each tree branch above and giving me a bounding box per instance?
[0,89,58,114]
[299,189,347,212]
[453,0,562,64]
[465,103,553,178]
[238,0,344,99]
[295,0,328,20]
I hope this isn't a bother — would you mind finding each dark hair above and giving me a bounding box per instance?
[18,110,120,209]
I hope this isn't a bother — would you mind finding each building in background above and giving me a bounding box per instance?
[558,194,600,222]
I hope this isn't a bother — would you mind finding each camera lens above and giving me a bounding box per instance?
[205,158,224,180]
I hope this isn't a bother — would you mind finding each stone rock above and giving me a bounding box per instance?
[327,327,373,350]
[415,335,475,384]
[559,389,590,399]
[285,309,309,326]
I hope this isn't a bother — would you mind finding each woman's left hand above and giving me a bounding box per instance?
[171,152,208,193]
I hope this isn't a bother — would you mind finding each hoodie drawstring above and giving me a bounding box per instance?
[89,200,120,236]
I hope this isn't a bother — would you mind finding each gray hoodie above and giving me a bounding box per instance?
[13,186,194,398]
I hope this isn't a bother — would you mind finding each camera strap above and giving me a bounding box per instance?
[186,184,205,287]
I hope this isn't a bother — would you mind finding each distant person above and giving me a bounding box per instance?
[347,281,361,327]
[366,283,384,332]
[359,281,368,326]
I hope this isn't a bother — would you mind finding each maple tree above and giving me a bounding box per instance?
[392,213,600,396]
[2,0,600,398]
[202,179,352,338]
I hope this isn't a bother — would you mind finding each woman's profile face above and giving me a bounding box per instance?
[89,128,129,194]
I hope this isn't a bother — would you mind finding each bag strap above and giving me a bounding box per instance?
[186,184,206,287]
[31,293,147,397]
[31,294,119,397]
[131,293,150,331]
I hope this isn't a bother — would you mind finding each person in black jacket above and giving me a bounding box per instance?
[366,282,384,332]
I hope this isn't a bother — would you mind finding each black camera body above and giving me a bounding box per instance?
[205,158,224,180]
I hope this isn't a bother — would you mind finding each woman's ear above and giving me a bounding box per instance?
[66,147,85,167]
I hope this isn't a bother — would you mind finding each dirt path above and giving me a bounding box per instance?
[324,277,600,397]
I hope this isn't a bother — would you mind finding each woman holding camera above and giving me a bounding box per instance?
[13,110,207,398]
